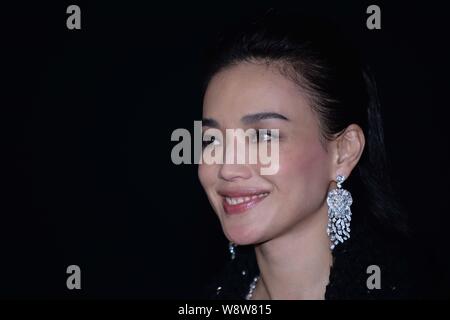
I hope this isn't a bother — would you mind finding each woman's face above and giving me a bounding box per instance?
[198,62,334,245]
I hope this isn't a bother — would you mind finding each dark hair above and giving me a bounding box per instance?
[203,12,408,235]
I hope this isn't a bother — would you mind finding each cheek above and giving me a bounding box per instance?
[198,164,210,189]
[198,164,218,193]
[275,141,329,201]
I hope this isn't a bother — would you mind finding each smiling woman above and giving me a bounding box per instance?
[197,12,413,300]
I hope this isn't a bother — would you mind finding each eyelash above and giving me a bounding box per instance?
[252,131,277,143]
[201,131,279,149]
[202,135,220,149]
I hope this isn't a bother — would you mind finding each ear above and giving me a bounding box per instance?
[330,124,365,180]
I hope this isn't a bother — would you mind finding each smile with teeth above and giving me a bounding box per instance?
[224,192,269,205]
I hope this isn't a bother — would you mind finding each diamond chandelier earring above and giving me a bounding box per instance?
[327,174,352,250]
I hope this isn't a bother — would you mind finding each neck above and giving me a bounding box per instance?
[253,203,333,300]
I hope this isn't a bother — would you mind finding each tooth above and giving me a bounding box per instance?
[225,193,269,205]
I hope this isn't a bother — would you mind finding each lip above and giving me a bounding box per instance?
[218,189,270,215]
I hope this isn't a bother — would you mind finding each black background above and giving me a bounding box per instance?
[2,1,449,298]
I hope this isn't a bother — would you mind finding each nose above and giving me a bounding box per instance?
[219,163,252,181]
[218,134,252,181]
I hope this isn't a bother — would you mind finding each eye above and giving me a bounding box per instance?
[259,131,273,142]
[251,130,278,144]
[202,135,221,149]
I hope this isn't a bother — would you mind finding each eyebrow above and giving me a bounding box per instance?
[241,112,289,124]
[202,118,220,128]
[202,112,289,128]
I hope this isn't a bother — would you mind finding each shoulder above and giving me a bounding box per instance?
[326,221,415,299]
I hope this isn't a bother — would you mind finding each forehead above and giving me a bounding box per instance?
[203,62,314,124]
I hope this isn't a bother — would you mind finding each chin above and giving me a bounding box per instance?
[222,223,265,246]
